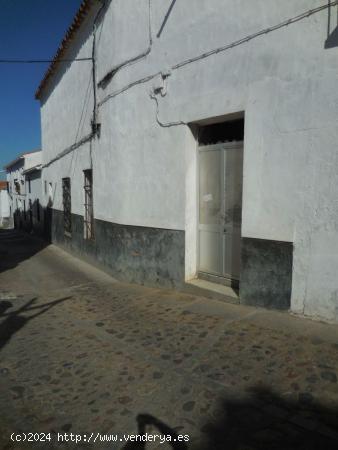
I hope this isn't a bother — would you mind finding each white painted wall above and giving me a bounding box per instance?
[26,169,43,229]
[7,159,26,217]
[39,0,338,322]
[0,189,10,228]
[24,152,42,172]
[6,151,42,227]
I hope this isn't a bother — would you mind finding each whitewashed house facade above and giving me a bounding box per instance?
[5,150,43,234]
[0,181,11,229]
[36,0,338,322]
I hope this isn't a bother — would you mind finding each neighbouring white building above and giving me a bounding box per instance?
[35,0,338,322]
[5,150,43,234]
[0,181,11,229]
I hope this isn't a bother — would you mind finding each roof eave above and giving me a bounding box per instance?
[4,156,24,171]
[35,0,97,100]
[22,165,43,175]
[3,149,42,171]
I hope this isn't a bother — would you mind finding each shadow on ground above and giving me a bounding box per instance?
[0,296,71,351]
[123,414,188,449]
[125,386,338,449]
[0,229,48,274]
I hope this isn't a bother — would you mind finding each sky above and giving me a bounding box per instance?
[0,0,83,179]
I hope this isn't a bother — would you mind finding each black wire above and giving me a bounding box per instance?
[0,58,92,63]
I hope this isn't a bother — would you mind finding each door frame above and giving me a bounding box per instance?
[197,141,244,285]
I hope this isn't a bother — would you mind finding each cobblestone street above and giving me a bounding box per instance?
[0,230,338,449]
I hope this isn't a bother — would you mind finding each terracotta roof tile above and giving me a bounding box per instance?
[35,0,96,100]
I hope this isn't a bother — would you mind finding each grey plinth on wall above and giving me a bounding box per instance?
[240,237,293,310]
[48,209,185,289]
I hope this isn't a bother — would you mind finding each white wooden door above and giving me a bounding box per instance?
[198,142,243,281]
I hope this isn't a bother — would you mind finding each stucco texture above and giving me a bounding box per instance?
[39,0,338,321]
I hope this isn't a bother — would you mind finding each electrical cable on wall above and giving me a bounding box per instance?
[149,92,185,128]
[99,0,338,107]
[172,1,338,70]
[0,58,92,64]
[43,132,94,168]
[97,0,153,88]
[43,0,107,170]
[34,0,338,166]
[98,71,160,107]
[91,0,107,132]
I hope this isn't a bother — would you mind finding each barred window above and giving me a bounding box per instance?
[83,170,94,240]
[62,178,72,235]
[36,198,41,222]
[29,199,33,226]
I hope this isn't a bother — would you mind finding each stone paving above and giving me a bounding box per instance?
[0,229,338,449]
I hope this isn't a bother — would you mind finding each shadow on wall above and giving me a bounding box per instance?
[123,387,338,449]
[12,198,57,241]
[13,199,45,238]
[0,296,71,351]
[0,199,53,274]
[325,1,338,48]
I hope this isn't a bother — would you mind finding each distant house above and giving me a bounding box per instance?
[5,150,43,233]
[34,0,338,322]
[0,181,10,229]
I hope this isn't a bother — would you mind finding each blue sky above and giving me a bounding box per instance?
[0,0,83,178]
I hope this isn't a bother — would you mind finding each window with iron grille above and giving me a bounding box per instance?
[83,170,94,240]
[14,179,20,194]
[29,199,33,226]
[36,199,41,222]
[62,178,72,235]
